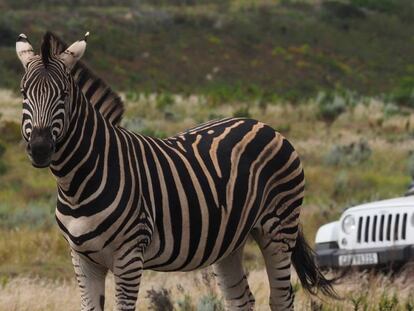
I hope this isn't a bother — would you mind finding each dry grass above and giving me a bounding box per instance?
[0,228,71,278]
[0,89,21,123]
[0,268,413,311]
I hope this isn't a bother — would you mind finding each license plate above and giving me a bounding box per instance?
[338,253,378,266]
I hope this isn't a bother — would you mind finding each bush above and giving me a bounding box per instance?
[390,76,414,107]
[197,294,224,311]
[140,127,168,138]
[142,0,226,5]
[349,0,397,13]
[0,141,6,158]
[0,202,54,229]
[0,120,21,143]
[407,152,414,179]
[156,93,175,111]
[316,91,349,125]
[233,106,251,118]
[177,293,195,311]
[0,140,7,175]
[383,103,401,118]
[333,171,349,198]
[322,1,366,19]
[146,288,174,311]
[325,140,372,166]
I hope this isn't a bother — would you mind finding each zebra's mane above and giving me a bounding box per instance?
[44,31,124,126]
[41,32,52,67]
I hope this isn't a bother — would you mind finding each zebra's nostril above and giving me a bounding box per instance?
[27,136,54,168]
[31,142,52,157]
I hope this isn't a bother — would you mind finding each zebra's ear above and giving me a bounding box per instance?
[16,34,35,69]
[58,32,89,71]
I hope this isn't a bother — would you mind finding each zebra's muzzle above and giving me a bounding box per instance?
[27,127,55,168]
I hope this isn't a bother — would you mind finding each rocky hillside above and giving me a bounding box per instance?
[0,0,414,102]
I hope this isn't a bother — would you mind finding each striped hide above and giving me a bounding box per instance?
[16,32,336,311]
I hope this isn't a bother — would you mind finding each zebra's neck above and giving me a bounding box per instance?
[50,79,110,206]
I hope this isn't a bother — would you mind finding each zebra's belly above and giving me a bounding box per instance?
[143,234,252,272]
[144,243,247,272]
[142,203,260,272]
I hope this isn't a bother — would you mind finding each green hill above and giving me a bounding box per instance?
[1,0,414,102]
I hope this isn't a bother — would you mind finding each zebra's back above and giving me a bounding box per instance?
[142,117,304,271]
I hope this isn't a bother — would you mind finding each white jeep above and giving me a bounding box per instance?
[314,196,414,268]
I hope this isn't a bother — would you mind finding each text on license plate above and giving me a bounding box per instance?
[338,253,378,266]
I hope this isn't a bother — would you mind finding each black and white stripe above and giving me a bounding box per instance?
[17,32,335,311]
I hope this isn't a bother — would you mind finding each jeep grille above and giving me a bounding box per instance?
[356,213,408,243]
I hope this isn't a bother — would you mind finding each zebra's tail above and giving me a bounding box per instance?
[291,227,339,299]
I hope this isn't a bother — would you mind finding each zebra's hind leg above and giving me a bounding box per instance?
[113,250,144,311]
[213,247,255,311]
[251,229,296,311]
[71,250,108,311]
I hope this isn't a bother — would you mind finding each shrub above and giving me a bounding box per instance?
[390,76,414,107]
[322,1,366,19]
[407,152,414,179]
[195,270,225,311]
[0,121,21,143]
[333,171,349,198]
[122,117,145,133]
[177,293,195,311]
[146,287,174,311]
[233,106,251,118]
[349,0,397,13]
[0,202,54,229]
[325,140,371,166]
[197,294,224,311]
[0,140,7,175]
[0,275,9,288]
[156,93,175,111]
[140,127,168,138]
[316,91,349,126]
[176,283,196,311]
[383,103,401,118]
[0,141,6,157]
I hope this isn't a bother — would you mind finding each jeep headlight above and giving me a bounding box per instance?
[342,215,356,234]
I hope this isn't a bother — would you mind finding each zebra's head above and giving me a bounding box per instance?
[16,32,88,168]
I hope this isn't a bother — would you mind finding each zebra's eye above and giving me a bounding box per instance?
[21,89,27,99]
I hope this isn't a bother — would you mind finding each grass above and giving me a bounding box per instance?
[0,267,414,310]
[0,228,70,279]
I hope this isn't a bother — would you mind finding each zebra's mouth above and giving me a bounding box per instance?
[28,151,53,168]
[27,128,55,169]
[31,158,52,168]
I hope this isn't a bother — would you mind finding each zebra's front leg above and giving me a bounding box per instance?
[113,249,144,311]
[71,250,108,311]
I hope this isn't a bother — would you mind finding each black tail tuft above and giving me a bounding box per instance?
[292,227,339,299]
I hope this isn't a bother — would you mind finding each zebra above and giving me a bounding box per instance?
[16,31,335,311]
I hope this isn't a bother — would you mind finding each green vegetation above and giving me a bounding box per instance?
[1,0,414,102]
